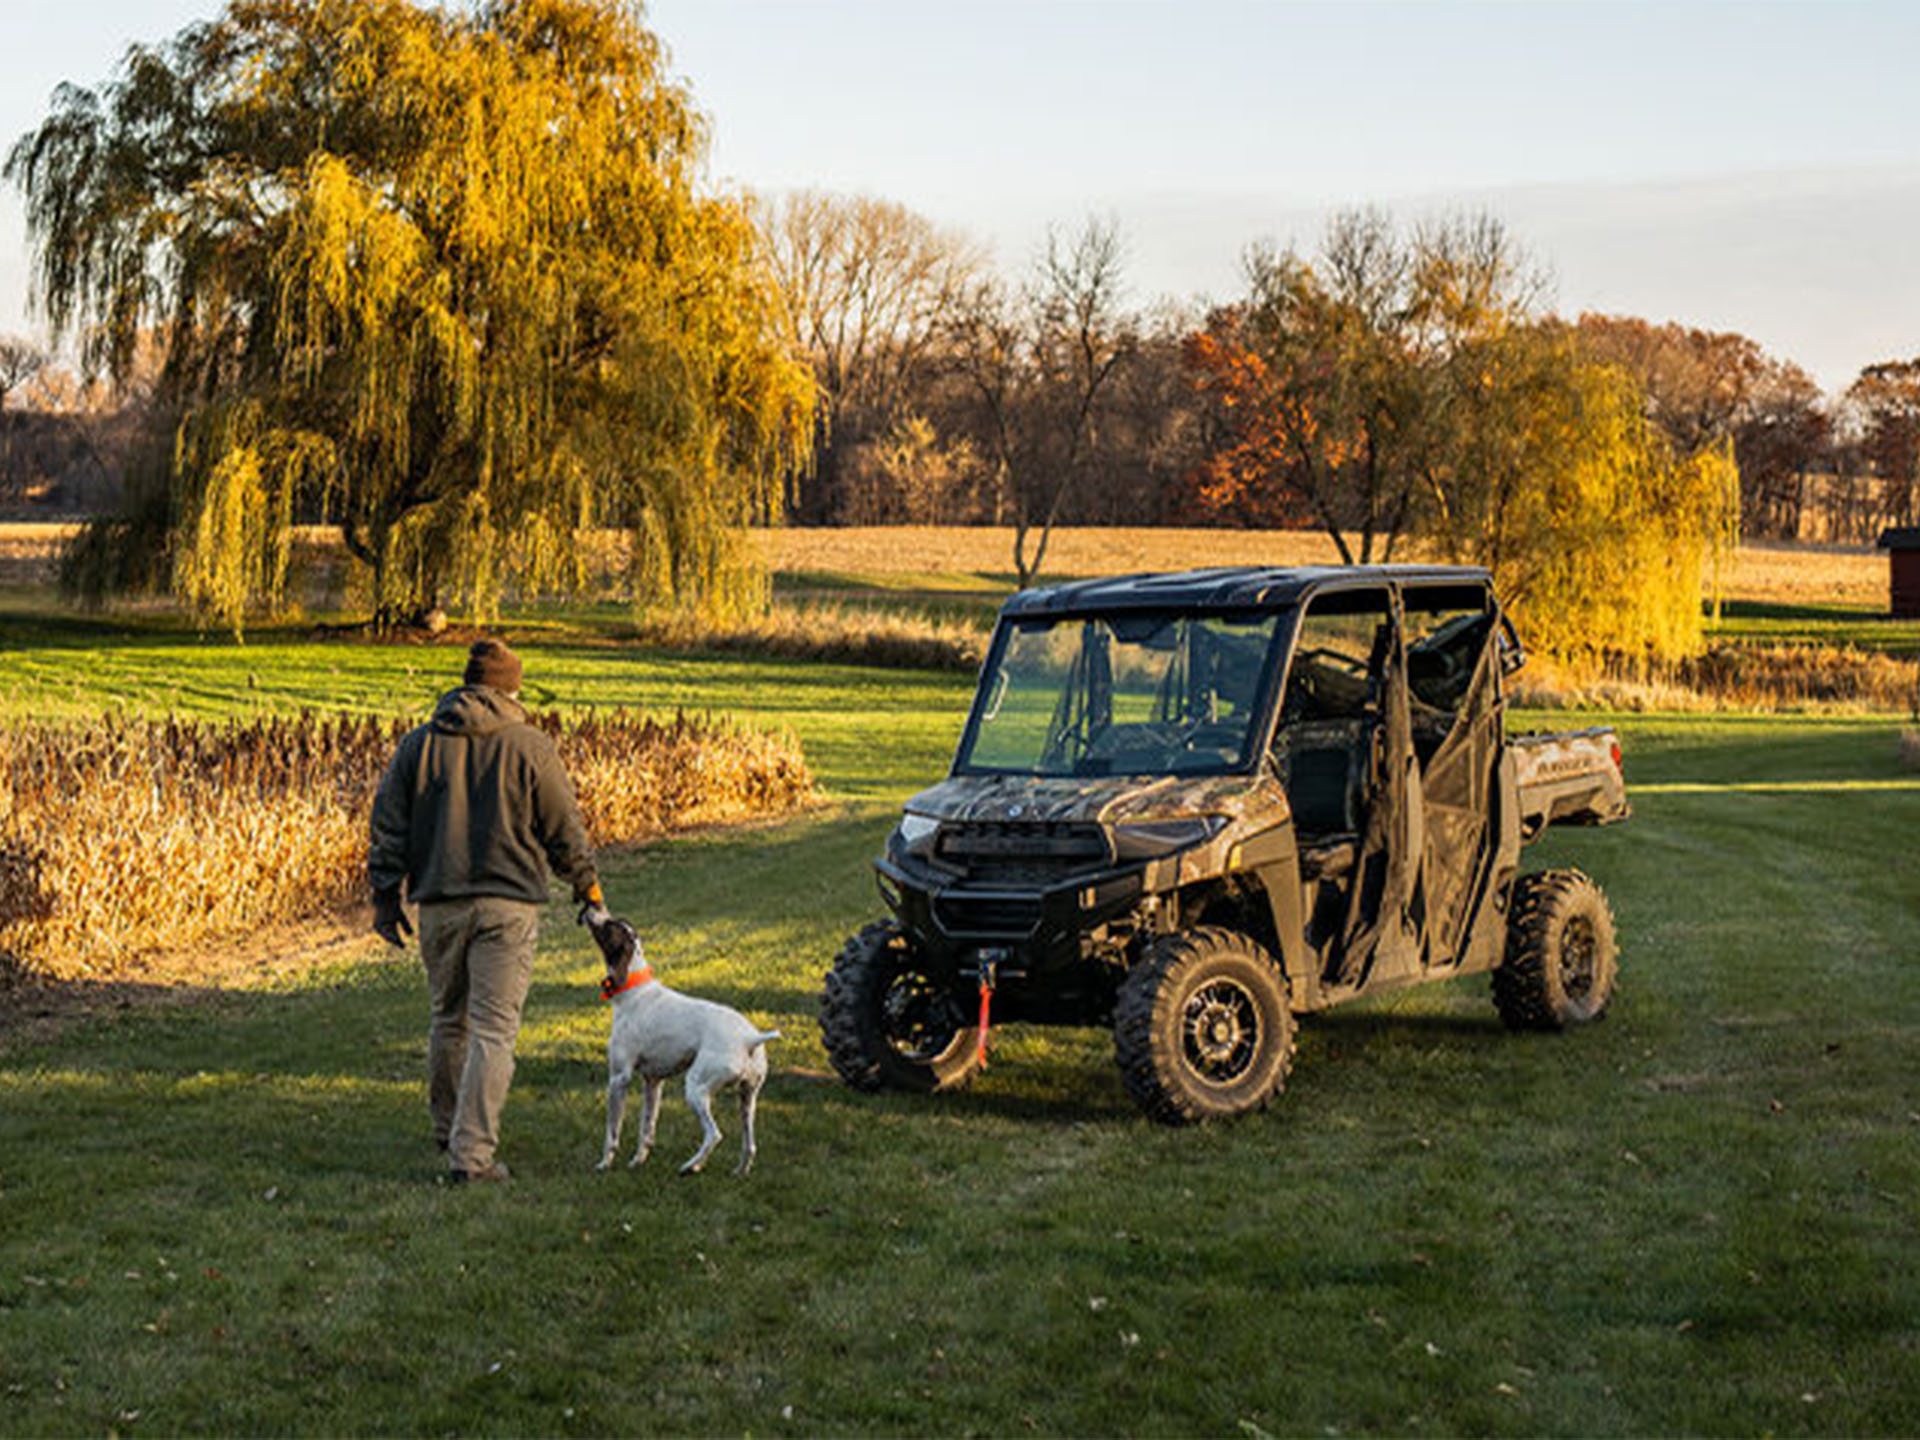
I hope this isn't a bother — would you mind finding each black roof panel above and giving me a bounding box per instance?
[998,564,1493,618]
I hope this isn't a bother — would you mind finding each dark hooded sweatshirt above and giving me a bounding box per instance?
[368,686,598,906]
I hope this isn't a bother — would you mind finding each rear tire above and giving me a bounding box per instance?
[1113,927,1295,1125]
[819,920,983,1093]
[1493,869,1618,1031]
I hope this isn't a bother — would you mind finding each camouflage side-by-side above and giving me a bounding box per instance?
[820,565,1628,1124]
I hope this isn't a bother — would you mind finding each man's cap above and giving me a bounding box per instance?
[464,638,523,693]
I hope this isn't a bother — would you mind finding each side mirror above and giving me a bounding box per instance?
[1497,614,1528,677]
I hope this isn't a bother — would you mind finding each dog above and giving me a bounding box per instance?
[589,915,780,1176]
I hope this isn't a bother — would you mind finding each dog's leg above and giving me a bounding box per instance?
[631,1076,663,1166]
[680,1075,723,1175]
[599,1071,630,1171]
[735,1074,761,1177]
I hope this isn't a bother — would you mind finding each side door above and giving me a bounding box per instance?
[1403,582,1506,968]
[1267,585,1428,990]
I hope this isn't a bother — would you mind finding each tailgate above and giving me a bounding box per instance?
[1513,727,1630,839]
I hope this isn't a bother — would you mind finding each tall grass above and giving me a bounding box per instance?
[634,599,987,671]
[0,710,811,981]
[1515,643,1919,713]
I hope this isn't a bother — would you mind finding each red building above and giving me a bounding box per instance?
[1878,528,1920,618]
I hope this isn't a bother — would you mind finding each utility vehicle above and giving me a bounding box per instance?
[819,566,1629,1123]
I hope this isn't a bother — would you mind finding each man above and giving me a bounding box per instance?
[369,637,608,1184]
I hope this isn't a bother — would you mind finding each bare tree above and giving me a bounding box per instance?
[0,336,46,405]
[0,336,49,500]
[755,190,984,521]
[946,218,1135,587]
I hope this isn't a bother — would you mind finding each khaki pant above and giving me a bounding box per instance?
[418,896,541,1173]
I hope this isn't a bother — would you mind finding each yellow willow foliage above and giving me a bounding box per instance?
[1421,330,1738,666]
[169,406,337,633]
[9,0,813,631]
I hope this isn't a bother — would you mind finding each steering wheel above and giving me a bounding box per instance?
[1283,648,1370,721]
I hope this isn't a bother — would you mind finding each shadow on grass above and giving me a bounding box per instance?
[0,972,225,1049]
[1306,1007,1506,1043]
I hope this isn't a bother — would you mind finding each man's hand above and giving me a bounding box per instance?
[373,890,413,948]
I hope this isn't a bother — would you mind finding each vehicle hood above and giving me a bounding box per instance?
[905,771,1283,827]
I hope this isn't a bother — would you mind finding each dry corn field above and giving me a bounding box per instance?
[1513,645,1920,713]
[0,710,812,982]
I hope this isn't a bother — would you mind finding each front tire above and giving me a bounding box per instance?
[1113,927,1295,1125]
[1493,869,1618,1031]
[819,920,983,1093]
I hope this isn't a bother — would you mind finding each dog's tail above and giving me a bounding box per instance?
[749,1029,782,1049]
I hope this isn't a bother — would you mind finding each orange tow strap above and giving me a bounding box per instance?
[975,968,993,1069]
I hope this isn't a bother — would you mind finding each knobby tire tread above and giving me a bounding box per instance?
[1492,868,1617,1031]
[1113,926,1294,1126]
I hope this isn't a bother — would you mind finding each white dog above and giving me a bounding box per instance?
[592,918,779,1176]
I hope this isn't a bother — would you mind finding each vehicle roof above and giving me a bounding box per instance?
[998,564,1494,618]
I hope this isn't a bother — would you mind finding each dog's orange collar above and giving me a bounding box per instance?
[599,965,655,1001]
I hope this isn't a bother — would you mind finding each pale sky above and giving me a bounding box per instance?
[4,0,1917,392]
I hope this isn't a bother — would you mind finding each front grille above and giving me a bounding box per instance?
[937,822,1108,883]
[933,893,1044,937]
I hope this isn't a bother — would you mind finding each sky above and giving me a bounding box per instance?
[3,0,1917,393]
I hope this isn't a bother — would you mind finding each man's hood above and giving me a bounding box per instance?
[903,771,1278,827]
[431,685,528,736]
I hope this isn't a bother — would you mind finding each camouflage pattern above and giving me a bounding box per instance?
[904,772,1288,829]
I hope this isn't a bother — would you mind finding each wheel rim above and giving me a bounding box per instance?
[881,967,963,1063]
[1559,915,1598,1002]
[1181,977,1262,1084]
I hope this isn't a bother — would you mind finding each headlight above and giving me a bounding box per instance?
[1111,816,1227,861]
[893,812,940,854]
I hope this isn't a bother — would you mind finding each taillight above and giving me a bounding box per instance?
[1610,740,1623,773]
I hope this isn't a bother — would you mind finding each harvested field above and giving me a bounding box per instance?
[1716,538,1883,608]
[0,520,1891,609]
[754,524,1352,579]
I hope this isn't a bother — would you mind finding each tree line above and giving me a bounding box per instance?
[4,0,1915,660]
[759,192,1915,552]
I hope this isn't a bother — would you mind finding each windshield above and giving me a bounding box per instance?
[956,610,1286,777]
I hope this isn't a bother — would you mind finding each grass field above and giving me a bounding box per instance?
[2,584,1917,1433]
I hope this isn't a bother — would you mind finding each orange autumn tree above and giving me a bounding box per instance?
[1185,210,1440,562]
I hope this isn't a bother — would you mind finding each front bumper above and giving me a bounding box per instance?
[875,853,1148,975]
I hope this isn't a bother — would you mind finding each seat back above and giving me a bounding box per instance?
[1272,719,1371,838]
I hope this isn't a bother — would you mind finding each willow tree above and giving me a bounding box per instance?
[1417,323,1738,666]
[8,0,812,631]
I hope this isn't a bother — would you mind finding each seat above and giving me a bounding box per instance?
[1273,719,1371,880]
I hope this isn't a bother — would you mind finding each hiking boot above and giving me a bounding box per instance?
[449,1161,511,1185]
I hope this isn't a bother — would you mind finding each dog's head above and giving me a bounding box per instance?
[593,915,644,998]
